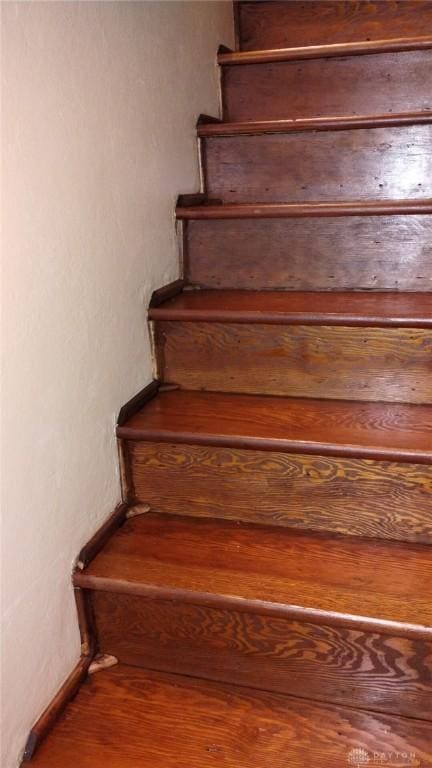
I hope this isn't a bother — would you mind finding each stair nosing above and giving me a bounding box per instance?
[73,570,432,643]
[219,35,432,66]
[116,424,432,465]
[149,293,432,328]
[198,111,432,137]
[176,199,432,220]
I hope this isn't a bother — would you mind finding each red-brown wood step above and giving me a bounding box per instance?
[74,514,432,718]
[149,290,432,327]
[117,390,432,464]
[26,666,432,768]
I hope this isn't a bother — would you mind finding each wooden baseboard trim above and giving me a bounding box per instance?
[21,655,93,762]
[149,279,185,309]
[117,380,160,427]
[76,503,129,571]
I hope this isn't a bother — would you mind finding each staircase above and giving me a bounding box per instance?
[25,2,432,766]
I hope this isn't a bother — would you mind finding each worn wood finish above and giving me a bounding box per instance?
[198,110,432,137]
[76,514,432,635]
[93,593,432,720]
[156,321,432,404]
[126,441,432,544]
[237,1,432,51]
[26,667,432,768]
[204,126,432,204]
[177,200,432,219]
[184,216,432,291]
[116,390,432,464]
[222,50,432,121]
[219,36,432,65]
[150,290,432,327]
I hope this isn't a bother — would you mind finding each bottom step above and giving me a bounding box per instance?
[27,665,432,767]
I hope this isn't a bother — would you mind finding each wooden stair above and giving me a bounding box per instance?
[25,1,432,765]
[27,667,432,768]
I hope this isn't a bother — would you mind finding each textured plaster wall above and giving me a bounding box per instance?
[1,2,233,765]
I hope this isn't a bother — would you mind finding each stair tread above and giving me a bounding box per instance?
[75,513,432,633]
[218,35,432,65]
[198,111,432,137]
[117,390,432,463]
[28,665,432,767]
[176,199,432,219]
[149,290,432,327]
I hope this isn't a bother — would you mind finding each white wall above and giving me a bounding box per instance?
[1,2,233,765]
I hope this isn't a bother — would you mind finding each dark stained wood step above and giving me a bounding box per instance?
[149,290,432,328]
[203,126,432,204]
[219,36,432,65]
[198,111,432,137]
[237,0,432,52]
[183,214,432,291]
[116,390,432,464]
[76,512,432,633]
[177,199,432,219]
[75,515,432,718]
[222,49,432,122]
[26,666,432,768]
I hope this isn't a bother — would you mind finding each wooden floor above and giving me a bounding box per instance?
[75,513,432,632]
[29,665,432,768]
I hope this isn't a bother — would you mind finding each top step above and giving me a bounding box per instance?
[236,1,432,51]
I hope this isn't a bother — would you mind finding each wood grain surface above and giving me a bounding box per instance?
[203,126,432,203]
[156,320,432,404]
[28,666,432,768]
[75,513,432,632]
[222,50,432,121]
[116,390,432,464]
[184,215,432,291]
[237,1,432,51]
[126,441,432,544]
[92,593,432,720]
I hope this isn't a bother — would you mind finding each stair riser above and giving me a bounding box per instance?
[156,322,432,404]
[184,216,432,291]
[91,591,432,720]
[222,50,432,121]
[204,126,432,204]
[124,441,432,544]
[237,1,432,51]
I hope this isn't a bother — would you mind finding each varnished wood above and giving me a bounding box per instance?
[126,441,432,544]
[22,656,93,762]
[198,110,432,137]
[149,279,185,308]
[203,126,432,204]
[156,320,432,404]
[116,379,159,427]
[177,199,432,219]
[219,35,432,64]
[76,503,129,570]
[184,216,432,291]
[116,390,432,464]
[150,290,432,327]
[93,593,432,720]
[75,513,432,636]
[26,667,432,767]
[222,50,432,122]
[238,1,432,51]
